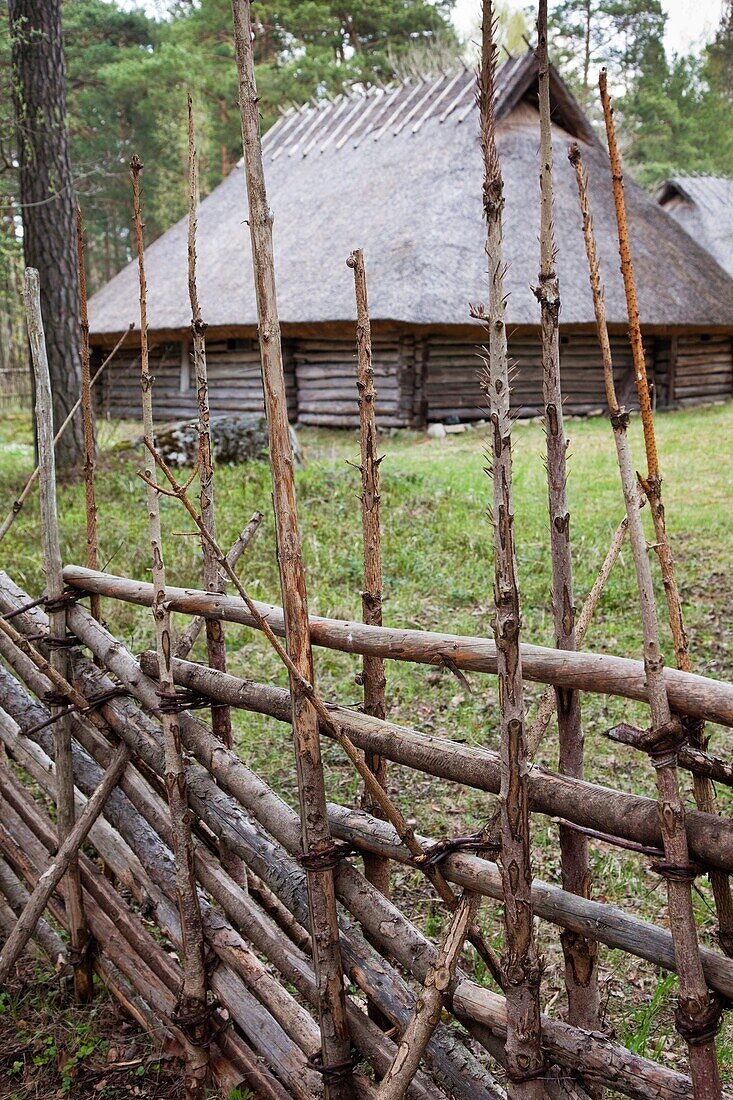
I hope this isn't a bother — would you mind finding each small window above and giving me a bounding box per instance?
[227,338,237,351]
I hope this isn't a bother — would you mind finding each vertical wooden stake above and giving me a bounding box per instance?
[477,10,544,1096]
[23,267,94,1004]
[75,205,100,625]
[570,142,723,1100]
[534,0,598,1033]
[229,5,354,1095]
[347,248,389,902]
[187,97,233,749]
[599,70,733,961]
[130,157,209,1100]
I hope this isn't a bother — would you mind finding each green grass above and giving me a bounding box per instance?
[1,401,732,1077]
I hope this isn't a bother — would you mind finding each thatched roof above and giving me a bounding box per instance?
[89,52,733,337]
[656,175,733,280]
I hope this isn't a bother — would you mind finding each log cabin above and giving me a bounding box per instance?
[88,51,733,427]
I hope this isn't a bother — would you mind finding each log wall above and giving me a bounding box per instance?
[671,334,733,406]
[293,336,422,428]
[98,338,297,422]
[96,328,732,427]
[425,331,649,421]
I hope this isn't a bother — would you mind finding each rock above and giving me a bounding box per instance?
[444,423,467,434]
[427,422,446,438]
[137,414,300,468]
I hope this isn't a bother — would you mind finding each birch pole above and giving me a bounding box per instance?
[570,142,723,1100]
[229,5,354,1094]
[598,70,733,960]
[187,97,232,748]
[76,205,101,625]
[347,248,389,902]
[130,155,209,1100]
[23,267,94,1004]
[534,0,598,1034]
[478,10,544,1096]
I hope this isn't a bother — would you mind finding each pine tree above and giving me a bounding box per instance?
[9,0,84,468]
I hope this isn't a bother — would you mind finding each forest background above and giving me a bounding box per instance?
[1,0,732,359]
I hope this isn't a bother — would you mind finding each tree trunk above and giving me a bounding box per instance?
[8,0,84,469]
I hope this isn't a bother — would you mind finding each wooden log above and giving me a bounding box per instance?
[0,665,437,1100]
[24,267,93,1002]
[347,248,389,905]
[0,855,68,971]
[134,650,733,880]
[0,696,331,1100]
[62,565,733,729]
[57,617,504,1100]
[0,739,129,985]
[186,98,232,749]
[76,205,101,626]
[131,153,209,1098]
[230,5,354,1091]
[0,775,290,1100]
[535,0,597,1035]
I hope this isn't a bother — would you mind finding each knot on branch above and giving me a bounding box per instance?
[298,841,355,872]
[610,408,630,431]
[502,951,543,988]
[675,992,727,1045]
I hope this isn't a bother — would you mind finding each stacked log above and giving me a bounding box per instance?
[0,568,732,1098]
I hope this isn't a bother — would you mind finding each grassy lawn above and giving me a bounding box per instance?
[1,400,732,1083]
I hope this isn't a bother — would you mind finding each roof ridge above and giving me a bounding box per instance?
[260,57,520,160]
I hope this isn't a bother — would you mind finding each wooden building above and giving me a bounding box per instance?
[657,176,733,280]
[89,52,733,426]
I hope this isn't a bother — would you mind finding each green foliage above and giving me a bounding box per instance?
[548,0,666,107]
[548,0,733,185]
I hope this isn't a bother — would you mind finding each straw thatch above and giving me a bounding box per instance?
[656,175,733,281]
[89,53,733,339]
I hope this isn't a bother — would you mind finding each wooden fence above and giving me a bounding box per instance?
[0,3,732,1099]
